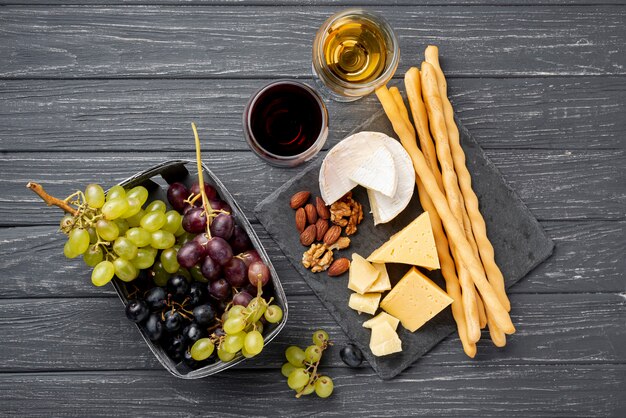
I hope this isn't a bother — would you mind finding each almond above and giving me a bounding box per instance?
[300,224,317,246]
[315,218,329,241]
[295,207,307,233]
[328,258,350,277]
[304,203,318,224]
[323,225,342,246]
[290,191,310,209]
[315,196,330,220]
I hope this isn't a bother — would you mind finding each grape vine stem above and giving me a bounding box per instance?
[26,182,77,216]
[191,122,212,239]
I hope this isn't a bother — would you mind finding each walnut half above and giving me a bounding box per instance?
[302,243,334,273]
[330,192,363,235]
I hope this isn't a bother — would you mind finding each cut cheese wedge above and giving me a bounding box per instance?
[349,145,397,197]
[365,263,391,293]
[367,134,415,224]
[367,211,440,270]
[369,321,402,357]
[363,311,400,331]
[348,253,380,294]
[380,267,453,332]
[348,293,381,315]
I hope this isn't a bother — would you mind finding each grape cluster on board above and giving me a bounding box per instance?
[281,330,334,398]
[57,179,282,369]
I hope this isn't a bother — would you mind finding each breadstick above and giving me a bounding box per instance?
[404,68,443,192]
[390,86,477,357]
[425,45,510,312]
[486,308,507,347]
[475,290,487,329]
[375,86,515,334]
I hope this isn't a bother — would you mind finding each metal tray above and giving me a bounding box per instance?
[111,160,288,379]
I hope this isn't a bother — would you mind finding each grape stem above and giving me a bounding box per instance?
[26,182,77,216]
[191,122,212,239]
[295,339,331,399]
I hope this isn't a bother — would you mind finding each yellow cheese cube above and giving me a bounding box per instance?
[365,263,391,293]
[362,311,400,331]
[367,212,440,270]
[369,321,402,357]
[348,253,380,295]
[348,292,381,315]
[380,267,453,332]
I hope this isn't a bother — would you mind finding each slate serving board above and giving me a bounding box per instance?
[255,110,554,380]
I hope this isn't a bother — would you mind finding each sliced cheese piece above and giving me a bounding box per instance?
[369,321,402,357]
[349,145,397,197]
[367,211,440,270]
[367,134,415,224]
[380,267,453,332]
[363,311,400,331]
[365,263,392,293]
[348,253,380,294]
[348,292,381,315]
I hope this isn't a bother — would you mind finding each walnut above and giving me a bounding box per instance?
[328,236,350,251]
[330,192,363,235]
[302,243,334,273]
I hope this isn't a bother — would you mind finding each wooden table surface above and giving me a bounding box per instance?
[1,1,625,416]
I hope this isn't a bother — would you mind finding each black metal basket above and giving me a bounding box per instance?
[111,160,288,379]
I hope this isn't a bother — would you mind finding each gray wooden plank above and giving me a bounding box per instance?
[1,6,625,78]
[0,365,623,417]
[3,1,625,5]
[0,294,623,372]
[1,77,623,152]
[0,220,623,298]
[2,149,624,226]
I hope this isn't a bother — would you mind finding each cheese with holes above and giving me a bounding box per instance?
[348,253,380,295]
[365,263,391,293]
[348,293,381,315]
[367,212,440,270]
[369,321,402,357]
[363,311,400,331]
[380,267,453,332]
[349,145,397,197]
[367,134,415,224]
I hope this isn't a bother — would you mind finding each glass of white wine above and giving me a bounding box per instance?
[312,9,400,102]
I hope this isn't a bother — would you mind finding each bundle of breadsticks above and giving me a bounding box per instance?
[375,46,514,357]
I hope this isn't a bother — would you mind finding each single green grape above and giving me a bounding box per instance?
[87,227,98,244]
[217,347,236,362]
[222,332,246,354]
[228,305,246,318]
[159,247,179,274]
[312,329,330,347]
[281,362,298,378]
[140,211,166,232]
[68,228,90,255]
[176,232,194,246]
[285,346,306,367]
[176,267,191,282]
[163,210,182,235]
[83,244,104,267]
[150,230,175,250]
[114,218,129,236]
[126,227,152,247]
[132,248,155,270]
[314,376,334,398]
[102,197,129,220]
[96,219,119,242]
[287,369,310,390]
[300,383,316,396]
[244,330,264,356]
[106,185,126,201]
[91,260,115,286]
[126,186,149,206]
[113,257,138,282]
[246,298,267,323]
[304,345,322,364]
[151,261,169,287]
[223,316,246,335]
[241,346,255,359]
[174,223,186,237]
[245,320,263,334]
[189,264,207,283]
[264,305,283,324]
[113,237,138,260]
[190,338,215,361]
[63,240,79,259]
[145,200,166,213]
[85,183,105,209]
[126,209,145,228]
[122,197,142,219]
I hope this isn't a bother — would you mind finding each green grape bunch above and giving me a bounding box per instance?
[28,182,184,287]
[281,330,334,398]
